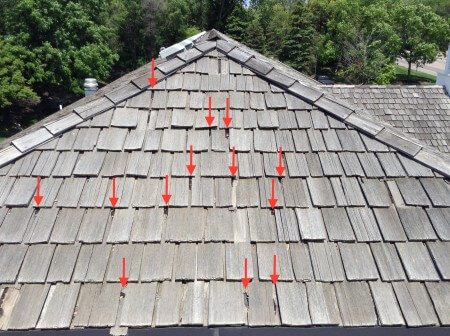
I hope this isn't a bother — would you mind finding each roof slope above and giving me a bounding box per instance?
[325,85,450,153]
[0,30,449,333]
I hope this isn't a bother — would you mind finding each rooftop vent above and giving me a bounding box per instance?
[437,43,450,93]
[84,78,98,97]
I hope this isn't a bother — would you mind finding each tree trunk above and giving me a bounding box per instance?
[407,60,412,82]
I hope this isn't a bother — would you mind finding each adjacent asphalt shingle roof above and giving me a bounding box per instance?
[0,29,449,334]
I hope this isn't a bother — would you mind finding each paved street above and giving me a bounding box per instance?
[397,57,446,76]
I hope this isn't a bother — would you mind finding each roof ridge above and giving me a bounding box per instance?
[0,30,449,177]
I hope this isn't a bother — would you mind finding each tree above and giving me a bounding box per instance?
[225,4,251,41]
[244,14,267,54]
[391,1,449,79]
[280,1,318,75]
[3,0,118,95]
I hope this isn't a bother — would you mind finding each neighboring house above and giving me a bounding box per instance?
[0,30,449,335]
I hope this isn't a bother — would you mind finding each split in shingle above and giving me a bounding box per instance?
[50,208,84,243]
[396,206,437,241]
[346,207,382,242]
[191,176,214,207]
[78,209,110,243]
[101,152,128,177]
[285,153,309,177]
[0,207,34,243]
[420,178,450,207]
[124,130,146,150]
[396,242,440,281]
[393,282,438,327]
[225,242,253,280]
[358,153,385,178]
[309,242,345,282]
[275,208,300,242]
[126,152,151,177]
[396,178,430,206]
[106,208,135,243]
[131,208,163,242]
[32,151,59,177]
[73,152,106,176]
[289,243,313,281]
[120,283,157,327]
[7,284,50,330]
[55,178,86,207]
[339,243,378,280]
[321,208,355,242]
[0,245,28,283]
[307,129,326,152]
[88,283,122,327]
[73,128,100,151]
[359,179,391,207]
[79,178,109,208]
[51,152,78,177]
[376,152,406,177]
[18,244,55,283]
[427,242,450,280]
[295,208,326,241]
[276,282,311,326]
[247,208,277,242]
[307,177,335,207]
[426,208,450,241]
[306,281,341,325]
[369,281,404,326]
[257,243,294,281]
[46,245,80,283]
[4,177,36,207]
[334,282,377,326]
[426,282,450,325]
[257,110,279,129]
[338,152,364,177]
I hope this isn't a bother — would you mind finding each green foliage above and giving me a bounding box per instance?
[280,1,318,75]
[0,37,39,109]
[3,0,118,95]
[391,1,449,77]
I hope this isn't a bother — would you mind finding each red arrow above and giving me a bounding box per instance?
[162,175,172,204]
[205,96,215,126]
[109,177,118,207]
[148,58,157,88]
[276,146,285,176]
[228,146,238,176]
[268,178,278,209]
[119,257,129,287]
[241,257,251,288]
[186,145,196,175]
[223,96,232,128]
[270,254,280,284]
[33,176,43,206]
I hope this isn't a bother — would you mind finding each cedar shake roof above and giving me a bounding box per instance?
[0,30,449,334]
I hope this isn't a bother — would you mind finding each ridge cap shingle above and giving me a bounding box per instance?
[0,29,448,177]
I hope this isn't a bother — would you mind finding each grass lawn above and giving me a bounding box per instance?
[394,65,437,84]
